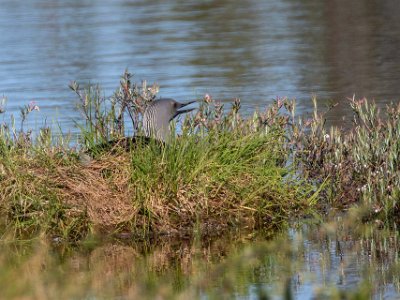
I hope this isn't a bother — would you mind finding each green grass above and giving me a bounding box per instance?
[3,70,399,242]
[0,126,312,242]
[126,128,311,237]
[0,72,316,242]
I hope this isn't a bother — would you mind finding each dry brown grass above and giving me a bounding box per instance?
[0,90,316,242]
[53,154,137,229]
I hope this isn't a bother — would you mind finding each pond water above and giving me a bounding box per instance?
[1,217,399,299]
[1,0,400,131]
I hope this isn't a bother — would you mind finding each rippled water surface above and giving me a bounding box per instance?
[1,218,399,299]
[1,0,400,130]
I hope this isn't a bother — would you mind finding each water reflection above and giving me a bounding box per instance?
[0,1,399,132]
[1,217,399,299]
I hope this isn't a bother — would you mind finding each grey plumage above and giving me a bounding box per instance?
[143,98,196,142]
[82,98,195,159]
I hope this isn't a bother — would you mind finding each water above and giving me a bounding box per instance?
[1,0,400,131]
[1,218,399,299]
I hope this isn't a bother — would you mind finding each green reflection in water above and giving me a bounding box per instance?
[0,216,399,299]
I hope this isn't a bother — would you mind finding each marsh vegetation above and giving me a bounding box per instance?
[1,72,316,242]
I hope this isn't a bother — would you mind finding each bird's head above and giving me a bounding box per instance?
[156,98,196,121]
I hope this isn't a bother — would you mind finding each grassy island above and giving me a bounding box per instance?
[1,71,399,242]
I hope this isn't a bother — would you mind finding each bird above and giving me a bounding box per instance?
[143,98,196,142]
[82,98,196,158]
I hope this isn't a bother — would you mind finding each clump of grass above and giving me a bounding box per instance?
[70,79,316,237]
[57,90,313,237]
[3,69,399,239]
[0,72,316,242]
[125,128,310,237]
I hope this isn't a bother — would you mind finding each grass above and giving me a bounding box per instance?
[2,70,399,242]
[0,71,315,242]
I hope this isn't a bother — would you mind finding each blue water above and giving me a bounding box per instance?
[1,0,400,132]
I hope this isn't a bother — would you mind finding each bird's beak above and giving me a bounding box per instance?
[176,100,197,116]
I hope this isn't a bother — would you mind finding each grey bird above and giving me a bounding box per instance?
[82,98,196,159]
[143,98,196,142]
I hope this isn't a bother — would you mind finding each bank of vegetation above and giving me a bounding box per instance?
[0,71,398,242]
